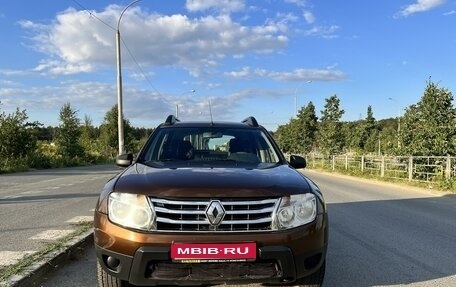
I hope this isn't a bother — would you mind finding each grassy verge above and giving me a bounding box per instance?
[0,221,93,282]
[0,155,115,174]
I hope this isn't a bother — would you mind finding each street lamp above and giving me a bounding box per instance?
[388,97,401,148]
[116,0,141,156]
[175,89,196,119]
[294,80,312,117]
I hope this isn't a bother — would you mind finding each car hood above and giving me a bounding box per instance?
[113,163,312,198]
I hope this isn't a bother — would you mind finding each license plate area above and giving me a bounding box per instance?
[171,242,256,263]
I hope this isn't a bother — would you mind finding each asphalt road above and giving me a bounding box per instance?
[0,165,119,269]
[25,169,456,287]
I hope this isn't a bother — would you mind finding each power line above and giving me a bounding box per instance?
[120,38,164,98]
[70,0,164,97]
[71,0,116,31]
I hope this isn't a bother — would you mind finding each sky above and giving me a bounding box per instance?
[0,0,455,131]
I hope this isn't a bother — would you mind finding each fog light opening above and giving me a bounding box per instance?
[106,256,121,271]
[304,253,322,270]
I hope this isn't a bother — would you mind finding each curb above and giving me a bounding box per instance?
[0,230,94,287]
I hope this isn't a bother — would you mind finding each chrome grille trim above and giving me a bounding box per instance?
[149,197,281,232]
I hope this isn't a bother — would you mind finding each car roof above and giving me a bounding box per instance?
[159,121,259,128]
[158,115,262,129]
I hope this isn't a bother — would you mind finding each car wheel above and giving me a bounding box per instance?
[295,260,325,287]
[97,261,130,287]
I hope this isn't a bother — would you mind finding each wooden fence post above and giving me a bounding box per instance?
[446,155,451,179]
[408,156,413,181]
[345,155,348,170]
[361,156,364,173]
[381,156,385,177]
[332,155,335,170]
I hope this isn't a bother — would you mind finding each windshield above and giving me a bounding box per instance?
[139,127,281,168]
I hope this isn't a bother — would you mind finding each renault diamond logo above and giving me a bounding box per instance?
[205,201,226,226]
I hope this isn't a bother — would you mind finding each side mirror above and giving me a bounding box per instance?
[289,155,306,169]
[116,153,133,167]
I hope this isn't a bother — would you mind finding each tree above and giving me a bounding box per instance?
[99,105,133,157]
[362,106,379,153]
[56,103,83,159]
[377,118,397,155]
[79,115,97,153]
[0,107,37,160]
[341,121,363,153]
[295,101,318,154]
[400,80,456,155]
[275,120,297,154]
[318,95,345,155]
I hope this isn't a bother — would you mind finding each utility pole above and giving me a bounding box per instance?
[116,0,141,155]
[294,80,312,117]
[175,90,196,119]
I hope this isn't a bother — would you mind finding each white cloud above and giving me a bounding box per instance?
[304,25,339,39]
[186,0,246,13]
[0,80,17,86]
[0,80,260,126]
[225,67,345,82]
[0,80,172,125]
[0,69,33,76]
[19,6,288,76]
[275,12,299,24]
[443,10,456,15]
[224,66,251,78]
[284,0,308,8]
[303,11,315,24]
[397,0,446,17]
[255,68,345,82]
[129,71,155,81]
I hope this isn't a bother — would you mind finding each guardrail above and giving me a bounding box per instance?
[303,154,456,183]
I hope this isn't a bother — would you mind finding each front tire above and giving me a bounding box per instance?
[97,261,130,287]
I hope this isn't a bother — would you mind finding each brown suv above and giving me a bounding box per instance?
[94,116,328,287]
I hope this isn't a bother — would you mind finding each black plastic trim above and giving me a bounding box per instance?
[242,116,259,127]
[164,115,179,125]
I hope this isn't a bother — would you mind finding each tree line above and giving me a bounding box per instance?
[0,103,152,173]
[275,79,456,156]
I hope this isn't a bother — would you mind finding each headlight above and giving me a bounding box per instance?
[108,192,156,231]
[272,193,317,230]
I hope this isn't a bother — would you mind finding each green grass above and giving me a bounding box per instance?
[0,221,93,282]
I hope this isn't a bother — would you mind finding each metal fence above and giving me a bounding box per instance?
[304,154,456,182]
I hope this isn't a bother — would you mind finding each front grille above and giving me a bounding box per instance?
[148,197,280,232]
[147,261,280,280]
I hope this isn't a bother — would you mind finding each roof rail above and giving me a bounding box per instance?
[242,116,259,127]
[164,115,179,125]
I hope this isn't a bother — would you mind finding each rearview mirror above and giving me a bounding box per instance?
[202,131,223,138]
[289,155,306,169]
[116,153,133,167]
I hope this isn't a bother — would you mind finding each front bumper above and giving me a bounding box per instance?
[94,212,327,286]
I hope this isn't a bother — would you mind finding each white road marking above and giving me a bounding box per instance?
[29,229,74,241]
[20,190,45,195]
[0,195,20,200]
[65,216,93,223]
[0,251,35,267]
[60,183,74,187]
